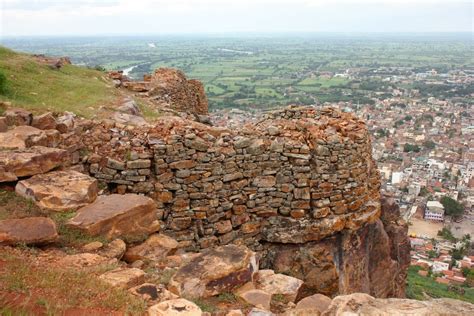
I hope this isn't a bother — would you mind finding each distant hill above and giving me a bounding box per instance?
[0,46,119,118]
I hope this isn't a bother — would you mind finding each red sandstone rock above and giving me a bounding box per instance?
[144,68,208,115]
[169,245,258,298]
[0,146,67,182]
[0,125,48,149]
[123,233,179,263]
[15,170,98,211]
[31,112,57,130]
[0,217,58,245]
[4,108,33,126]
[67,194,160,240]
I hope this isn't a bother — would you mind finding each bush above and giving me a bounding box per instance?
[0,69,7,95]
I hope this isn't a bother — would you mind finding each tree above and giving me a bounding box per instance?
[404,143,421,153]
[423,140,436,150]
[440,196,464,220]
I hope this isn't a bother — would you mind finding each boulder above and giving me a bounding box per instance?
[0,125,48,149]
[4,108,33,126]
[31,112,57,130]
[169,245,258,298]
[99,268,145,289]
[0,217,58,245]
[66,194,160,240]
[56,112,75,133]
[147,298,202,316]
[117,98,142,116]
[0,146,67,182]
[238,289,271,310]
[255,270,304,303]
[322,293,474,316]
[124,233,179,263]
[15,170,98,211]
[295,294,331,313]
[99,239,127,259]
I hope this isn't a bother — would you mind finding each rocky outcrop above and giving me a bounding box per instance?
[0,217,58,245]
[169,245,258,298]
[115,68,209,115]
[0,146,67,182]
[15,170,98,211]
[66,194,160,239]
[321,293,474,316]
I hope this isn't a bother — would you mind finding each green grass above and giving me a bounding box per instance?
[0,46,119,118]
[192,299,217,313]
[406,266,474,303]
[0,189,44,220]
[0,250,146,314]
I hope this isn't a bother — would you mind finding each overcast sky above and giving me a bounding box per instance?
[0,0,472,36]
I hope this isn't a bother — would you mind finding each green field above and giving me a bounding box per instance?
[2,34,472,110]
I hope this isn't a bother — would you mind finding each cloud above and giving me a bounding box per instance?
[1,0,472,36]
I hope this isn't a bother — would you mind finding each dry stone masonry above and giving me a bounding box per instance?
[0,99,410,299]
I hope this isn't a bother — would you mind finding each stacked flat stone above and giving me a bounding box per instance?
[73,106,380,251]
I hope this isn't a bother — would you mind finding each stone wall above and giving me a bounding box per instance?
[73,106,379,246]
[57,106,408,298]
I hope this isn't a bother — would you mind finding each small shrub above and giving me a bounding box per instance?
[0,69,7,95]
[217,292,237,303]
[192,299,217,313]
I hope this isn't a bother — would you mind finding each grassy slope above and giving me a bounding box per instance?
[0,46,119,118]
[407,266,474,303]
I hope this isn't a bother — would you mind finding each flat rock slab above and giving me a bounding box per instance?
[238,289,271,310]
[169,245,258,299]
[0,146,67,182]
[99,268,145,289]
[255,270,304,303]
[67,194,159,240]
[0,217,58,245]
[15,170,98,211]
[123,233,178,263]
[0,125,47,149]
[147,298,202,316]
[58,253,112,268]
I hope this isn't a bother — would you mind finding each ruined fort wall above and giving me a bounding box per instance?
[59,106,408,298]
[73,107,380,248]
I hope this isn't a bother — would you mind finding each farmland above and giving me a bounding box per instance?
[2,34,472,110]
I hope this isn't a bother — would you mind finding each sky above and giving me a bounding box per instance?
[0,0,472,36]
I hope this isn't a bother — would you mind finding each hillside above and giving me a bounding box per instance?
[0,46,119,118]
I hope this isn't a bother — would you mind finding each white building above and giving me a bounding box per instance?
[392,172,403,185]
[424,201,445,221]
[432,261,450,273]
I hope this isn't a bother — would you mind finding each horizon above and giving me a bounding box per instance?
[1,0,472,37]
